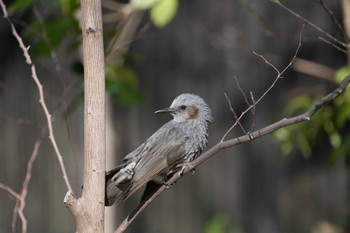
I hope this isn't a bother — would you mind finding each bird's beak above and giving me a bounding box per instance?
[154,107,174,114]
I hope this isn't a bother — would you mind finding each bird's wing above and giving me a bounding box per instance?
[124,122,187,199]
[105,143,148,206]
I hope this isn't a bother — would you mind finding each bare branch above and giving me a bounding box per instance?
[222,77,258,139]
[342,0,350,51]
[11,139,42,233]
[256,24,303,77]
[221,26,303,142]
[223,92,247,136]
[0,183,27,233]
[249,92,256,132]
[221,76,255,141]
[0,76,80,233]
[0,0,72,192]
[318,36,348,54]
[195,74,350,166]
[319,0,350,43]
[0,183,21,200]
[234,76,251,108]
[114,187,165,233]
[272,0,348,49]
[105,3,145,62]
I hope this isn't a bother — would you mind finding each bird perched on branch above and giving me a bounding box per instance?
[105,93,213,206]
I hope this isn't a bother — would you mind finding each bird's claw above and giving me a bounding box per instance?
[163,182,174,189]
[176,163,194,176]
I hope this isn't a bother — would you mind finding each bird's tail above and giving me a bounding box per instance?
[105,178,122,206]
[105,168,122,206]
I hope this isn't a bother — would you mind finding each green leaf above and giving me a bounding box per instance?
[274,127,290,141]
[204,214,229,233]
[150,0,178,28]
[335,65,350,84]
[204,214,244,233]
[335,105,350,127]
[296,133,312,158]
[132,0,158,10]
[106,64,141,105]
[8,0,37,14]
[329,136,350,166]
[285,95,314,116]
[274,128,293,155]
[27,17,79,58]
[329,132,341,148]
[60,0,79,15]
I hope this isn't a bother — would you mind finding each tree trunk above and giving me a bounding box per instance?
[65,0,106,232]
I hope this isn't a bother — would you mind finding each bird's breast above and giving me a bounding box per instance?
[183,121,209,162]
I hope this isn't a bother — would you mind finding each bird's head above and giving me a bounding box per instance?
[155,93,213,123]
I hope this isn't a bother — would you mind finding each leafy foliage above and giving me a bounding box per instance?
[132,0,179,27]
[150,0,178,28]
[274,67,350,166]
[9,0,80,58]
[8,0,179,106]
[25,17,80,58]
[8,0,149,106]
[8,0,37,14]
[204,214,243,233]
[106,64,141,105]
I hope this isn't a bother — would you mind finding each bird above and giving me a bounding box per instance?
[105,93,213,206]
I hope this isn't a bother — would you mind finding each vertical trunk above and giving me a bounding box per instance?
[65,0,106,232]
[81,0,106,230]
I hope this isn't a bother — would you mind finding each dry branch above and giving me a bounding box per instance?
[0,2,75,232]
[0,0,72,193]
[0,183,27,233]
[272,0,347,48]
[221,26,303,142]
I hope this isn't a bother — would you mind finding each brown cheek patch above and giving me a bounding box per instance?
[187,106,199,119]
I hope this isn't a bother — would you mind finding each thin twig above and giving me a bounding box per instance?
[318,36,348,54]
[0,183,27,233]
[223,76,260,137]
[249,92,256,132]
[0,5,79,229]
[272,0,348,48]
[234,76,251,108]
[11,139,42,232]
[115,187,165,233]
[221,25,304,142]
[224,92,247,135]
[319,0,350,43]
[32,8,64,80]
[33,7,82,171]
[0,0,72,192]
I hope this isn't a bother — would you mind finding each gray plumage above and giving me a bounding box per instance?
[105,93,213,206]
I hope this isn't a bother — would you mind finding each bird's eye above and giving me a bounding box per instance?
[180,105,187,110]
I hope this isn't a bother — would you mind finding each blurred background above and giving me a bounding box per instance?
[0,0,349,232]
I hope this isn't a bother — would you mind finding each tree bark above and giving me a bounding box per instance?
[65,0,106,232]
